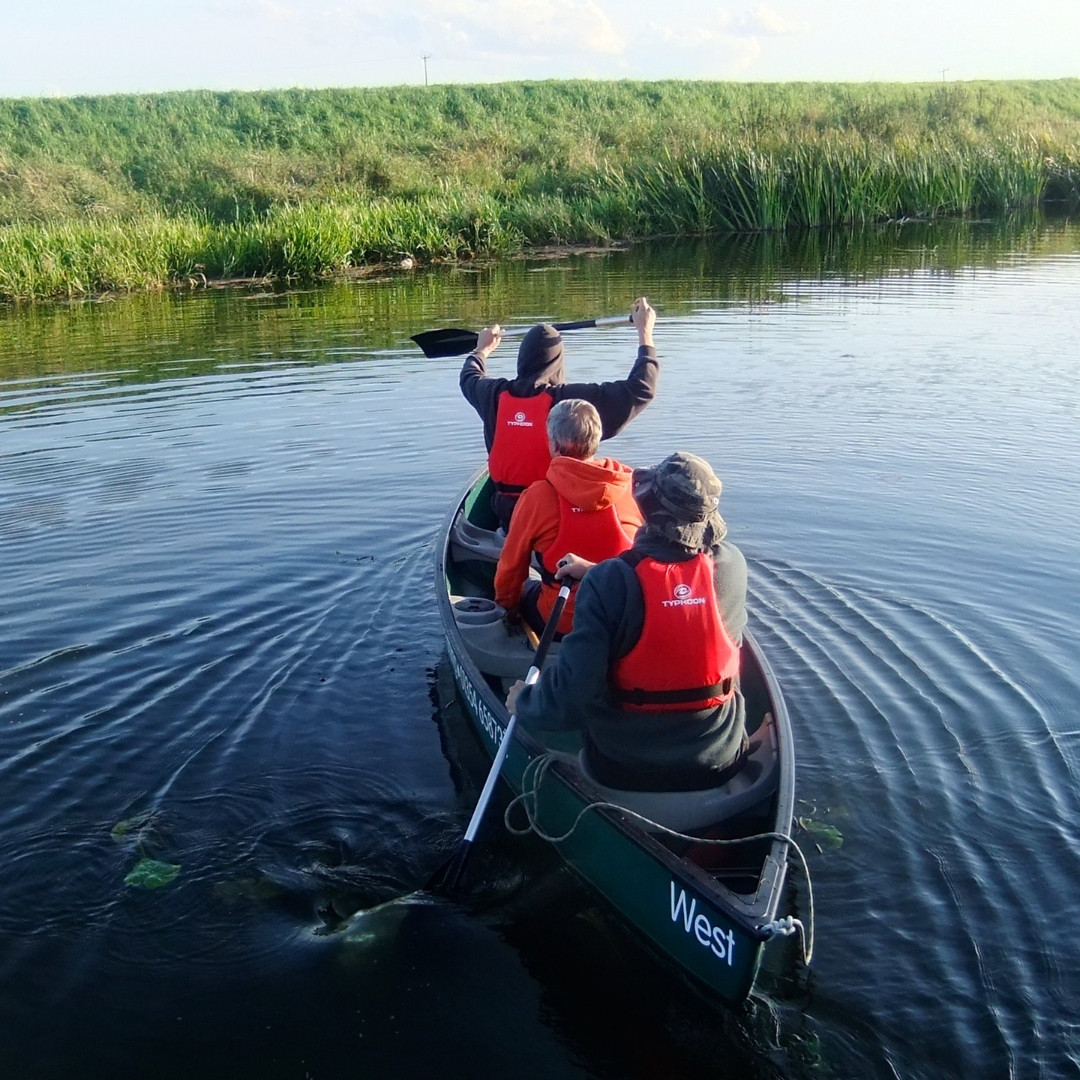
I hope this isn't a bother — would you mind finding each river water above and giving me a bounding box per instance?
[1,216,1078,1080]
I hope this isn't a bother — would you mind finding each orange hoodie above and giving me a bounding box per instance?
[495,455,643,633]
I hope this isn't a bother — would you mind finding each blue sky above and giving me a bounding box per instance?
[1,0,1077,98]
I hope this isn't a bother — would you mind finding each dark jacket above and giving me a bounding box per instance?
[459,343,659,453]
[513,529,748,791]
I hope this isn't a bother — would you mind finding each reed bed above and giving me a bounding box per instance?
[609,134,1062,234]
[1,80,1078,299]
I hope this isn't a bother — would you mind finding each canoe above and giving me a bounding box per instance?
[435,468,802,1006]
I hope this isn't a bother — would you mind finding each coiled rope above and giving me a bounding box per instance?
[504,751,814,966]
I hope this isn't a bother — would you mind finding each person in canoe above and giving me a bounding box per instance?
[506,452,748,792]
[494,399,643,639]
[460,297,658,531]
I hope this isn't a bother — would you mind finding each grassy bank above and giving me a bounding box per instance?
[1,79,1079,300]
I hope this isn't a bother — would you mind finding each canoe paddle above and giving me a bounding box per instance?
[428,583,571,895]
[410,314,633,359]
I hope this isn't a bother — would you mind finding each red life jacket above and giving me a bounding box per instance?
[537,491,635,625]
[488,391,553,493]
[612,553,739,711]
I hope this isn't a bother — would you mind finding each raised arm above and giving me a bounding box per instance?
[459,324,508,448]
[459,324,504,407]
[560,296,659,440]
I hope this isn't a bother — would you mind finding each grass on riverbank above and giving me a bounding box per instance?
[1,79,1079,300]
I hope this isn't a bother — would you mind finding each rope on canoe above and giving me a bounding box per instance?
[503,751,815,967]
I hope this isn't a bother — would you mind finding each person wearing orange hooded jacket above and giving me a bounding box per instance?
[494,399,643,638]
[460,297,658,531]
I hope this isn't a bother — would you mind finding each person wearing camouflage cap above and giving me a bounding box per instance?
[630,450,728,550]
[507,451,748,792]
[460,298,659,531]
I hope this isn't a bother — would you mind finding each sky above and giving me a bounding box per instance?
[0,0,1077,99]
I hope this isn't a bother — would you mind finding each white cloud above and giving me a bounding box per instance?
[4,0,1078,97]
[220,0,624,58]
[638,8,768,74]
[647,13,733,50]
[199,0,796,81]
[734,3,809,37]
[426,0,625,55]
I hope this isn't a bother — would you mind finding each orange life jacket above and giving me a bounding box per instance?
[536,491,635,625]
[488,391,553,493]
[612,552,739,711]
[540,493,636,578]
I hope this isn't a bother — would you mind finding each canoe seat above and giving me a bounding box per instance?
[450,595,558,679]
[448,508,544,577]
[449,511,504,564]
[575,714,780,833]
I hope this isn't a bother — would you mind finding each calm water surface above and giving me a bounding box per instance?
[2,218,1079,1080]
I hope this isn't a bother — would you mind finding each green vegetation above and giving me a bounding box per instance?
[1,79,1079,300]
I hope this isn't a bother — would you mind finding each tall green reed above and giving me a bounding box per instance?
[1,80,1078,298]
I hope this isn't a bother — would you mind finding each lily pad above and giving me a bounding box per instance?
[125,857,180,889]
[797,817,845,850]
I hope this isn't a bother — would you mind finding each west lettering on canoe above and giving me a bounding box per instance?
[670,881,735,966]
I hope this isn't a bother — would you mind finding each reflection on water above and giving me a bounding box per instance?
[1,213,1079,1080]
[2,210,1076,391]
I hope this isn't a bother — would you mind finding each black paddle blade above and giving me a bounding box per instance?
[425,839,472,895]
[410,327,481,359]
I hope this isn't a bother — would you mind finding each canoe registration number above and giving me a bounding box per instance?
[450,650,502,747]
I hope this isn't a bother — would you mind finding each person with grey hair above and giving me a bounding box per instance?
[506,452,748,792]
[461,297,657,531]
[494,398,642,638]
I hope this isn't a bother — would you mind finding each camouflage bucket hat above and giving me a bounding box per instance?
[633,451,727,547]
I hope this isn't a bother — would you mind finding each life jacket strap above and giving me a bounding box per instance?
[615,678,734,707]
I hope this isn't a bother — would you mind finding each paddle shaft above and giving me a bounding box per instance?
[430,584,569,893]
[511,314,632,337]
[460,584,568,845]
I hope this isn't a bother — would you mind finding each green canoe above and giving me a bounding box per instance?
[436,469,801,1006]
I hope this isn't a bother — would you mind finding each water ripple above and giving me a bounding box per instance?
[0,764,450,987]
[748,556,1080,1078]
[3,231,1080,1080]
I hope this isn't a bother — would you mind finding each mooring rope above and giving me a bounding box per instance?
[503,750,814,966]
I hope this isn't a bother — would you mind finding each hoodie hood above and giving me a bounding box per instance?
[546,455,634,513]
[513,324,565,389]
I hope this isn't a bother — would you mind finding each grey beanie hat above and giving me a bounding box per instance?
[632,451,728,548]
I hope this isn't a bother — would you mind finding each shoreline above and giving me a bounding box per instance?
[5,241,636,306]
